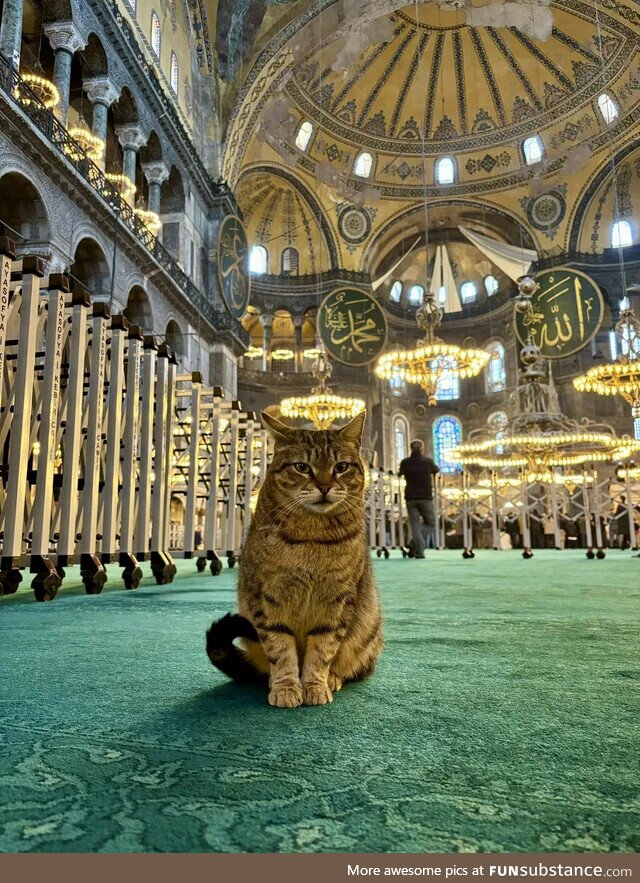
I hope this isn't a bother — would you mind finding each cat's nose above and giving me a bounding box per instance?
[317,484,332,496]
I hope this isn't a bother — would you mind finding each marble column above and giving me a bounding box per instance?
[0,0,23,69]
[115,123,147,200]
[43,21,86,124]
[260,313,273,373]
[292,315,304,373]
[83,76,120,169]
[142,161,169,214]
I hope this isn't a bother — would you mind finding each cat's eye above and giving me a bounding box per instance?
[334,461,351,475]
[293,462,311,474]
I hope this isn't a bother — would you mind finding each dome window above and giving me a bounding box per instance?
[151,10,161,57]
[281,247,299,274]
[389,280,403,302]
[435,157,455,185]
[460,281,477,303]
[597,92,619,124]
[295,121,313,152]
[249,245,268,275]
[522,136,544,165]
[408,284,424,305]
[611,220,633,248]
[354,152,373,178]
[433,415,462,473]
[438,285,447,306]
[170,52,179,94]
[125,0,136,12]
[484,275,499,296]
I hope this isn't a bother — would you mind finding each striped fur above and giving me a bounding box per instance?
[206,411,383,707]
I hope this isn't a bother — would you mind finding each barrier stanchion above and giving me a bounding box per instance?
[119,325,144,590]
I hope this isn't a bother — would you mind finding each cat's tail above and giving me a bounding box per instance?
[206,613,268,685]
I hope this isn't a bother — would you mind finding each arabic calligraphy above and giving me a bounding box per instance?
[318,289,387,365]
[217,215,250,319]
[515,268,603,359]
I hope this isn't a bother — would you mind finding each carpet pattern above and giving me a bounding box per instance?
[0,550,638,853]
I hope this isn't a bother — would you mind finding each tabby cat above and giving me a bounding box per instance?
[206,410,383,707]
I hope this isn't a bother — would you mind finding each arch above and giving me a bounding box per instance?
[392,414,410,471]
[432,416,462,474]
[435,156,455,185]
[408,284,424,306]
[140,130,163,164]
[71,237,111,299]
[160,165,185,213]
[165,319,185,357]
[281,246,299,275]
[460,281,477,303]
[0,171,50,250]
[112,87,139,125]
[79,33,108,78]
[237,164,340,269]
[124,285,153,331]
[485,341,507,394]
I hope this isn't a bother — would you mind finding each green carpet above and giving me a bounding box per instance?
[0,550,638,853]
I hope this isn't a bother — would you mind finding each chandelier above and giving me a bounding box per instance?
[280,350,365,430]
[375,292,490,405]
[104,172,136,201]
[134,208,162,237]
[573,305,640,420]
[15,72,60,109]
[65,124,105,163]
[450,278,631,472]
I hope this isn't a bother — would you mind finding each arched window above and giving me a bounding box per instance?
[611,220,633,248]
[151,11,161,57]
[393,415,409,470]
[486,342,506,393]
[597,92,619,124]
[408,284,424,306]
[460,281,477,303]
[433,415,462,474]
[488,411,508,455]
[170,52,179,93]
[354,151,373,178]
[389,280,403,302]
[438,285,447,306]
[484,275,499,296]
[249,245,268,275]
[389,370,406,397]
[125,0,136,12]
[432,355,460,400]
[635,418,640,441]
[522,135,544,165]
[281,247,299,274]
[435,156,455,184]
[295,120,313,152]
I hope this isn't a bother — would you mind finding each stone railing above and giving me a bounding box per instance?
[0,58,249,349]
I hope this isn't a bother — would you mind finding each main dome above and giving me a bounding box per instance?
[286,1,631,154]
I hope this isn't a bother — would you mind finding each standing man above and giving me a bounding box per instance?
[399,439,440,559]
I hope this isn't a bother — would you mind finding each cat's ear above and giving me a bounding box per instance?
[261,411,296,444]
[338,410,366,444]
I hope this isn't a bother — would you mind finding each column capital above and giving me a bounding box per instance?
[142,161,170,186]
[115,123,147,151]
[292,315,304,328]
[259,312,274,329]
[84,75,120,107]
[44,20,86,54]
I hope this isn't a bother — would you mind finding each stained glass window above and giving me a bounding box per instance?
[393,415,409,470]
[432,355,459,400]
[433,416,462,474]
[486,342,506,393]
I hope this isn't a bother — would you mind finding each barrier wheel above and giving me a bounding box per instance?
[0,570,23,595]
[210,559,223,576]
[196,557,207,573]
[227,554,237,569]
[123,566,142,590]
[83,569,107,594]
[596,549,606,559]
[376,549,381,558]
[32,571,61,602]
[586,549,595,559]
[522,549,534,559]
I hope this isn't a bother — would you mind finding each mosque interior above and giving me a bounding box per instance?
[0,0,638,856]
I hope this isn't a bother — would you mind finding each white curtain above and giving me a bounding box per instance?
[429,244,462,314]
[459,226,538,282]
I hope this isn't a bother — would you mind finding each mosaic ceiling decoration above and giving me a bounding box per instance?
[288,3,629,154]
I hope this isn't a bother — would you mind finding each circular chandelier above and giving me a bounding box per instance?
[15,72,59,109]
[134,208,161,237]
[573,305,640,419]
[104,172,136,201]
[66,124,105,163]
[375,293,490,405]
[243,345,263,360]
[450,278,632,472]
[280,350,365,430]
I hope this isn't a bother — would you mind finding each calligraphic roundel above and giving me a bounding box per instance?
[318,288,388,366]
[515,268,604,359]
[217,214,251,320]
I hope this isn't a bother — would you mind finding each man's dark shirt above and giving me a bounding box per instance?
[399,452,440,501]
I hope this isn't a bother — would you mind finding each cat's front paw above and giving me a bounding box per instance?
[269,683,304,708]
[304,683,333,706]
[327,672,343,692]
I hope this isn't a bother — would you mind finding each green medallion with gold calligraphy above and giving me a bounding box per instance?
[318,288,388,366]
[515,268,604,359]
[217,214,250,320]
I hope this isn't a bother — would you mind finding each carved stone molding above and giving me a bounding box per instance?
[83,76,121,107]
[43,20,86,55]
[141,161,170,185]
[115,124,147,151]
